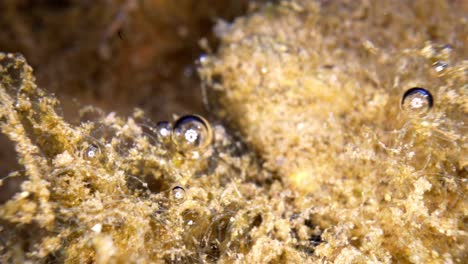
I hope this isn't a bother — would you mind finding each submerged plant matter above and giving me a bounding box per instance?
[1,0,467,263]
[199,0,467,262]
[0,54,319,262]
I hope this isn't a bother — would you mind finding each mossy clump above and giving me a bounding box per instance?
[200,0,467,262]
[1,0,467,263]
[0,53,321,263]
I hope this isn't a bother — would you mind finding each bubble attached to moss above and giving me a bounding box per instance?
[401,87,433,116]
[171,115,213,154]
[155,121,172,146]
[432,61,448,73]
[171,186,186,201]
[83,143,101,160]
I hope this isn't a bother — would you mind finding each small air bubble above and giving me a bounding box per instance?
[401,87,433,116]
[440,44,453,53]
[84,144,101,160]
[183,210,198,227]
[172,186,185,201]
[156,122,172,138]
[199,54,208,65]
[171,115,213,154]
[155,121,172,144]
[433,61,448,73]
[91,223,102,233]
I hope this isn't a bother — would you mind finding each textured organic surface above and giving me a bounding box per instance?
[200,0,467,262]
[1,0,467,263]
[0,54,320,263]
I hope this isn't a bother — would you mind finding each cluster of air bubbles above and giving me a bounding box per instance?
[154,114,213,157]
[401,87,433,116]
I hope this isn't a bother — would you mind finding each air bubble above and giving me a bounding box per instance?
[84,144,101,160]
[155,121,172,144]
[172,186,185,201]
[401,87,433,116]
[199,54,208,65]
[433,61,448,73]
[171,115,213,154]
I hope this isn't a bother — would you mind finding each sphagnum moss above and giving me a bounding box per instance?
[0,54,320,263]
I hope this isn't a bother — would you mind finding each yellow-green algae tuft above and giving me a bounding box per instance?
[0,0,467,263]
[200,0,467,263]
[0,54,320,262]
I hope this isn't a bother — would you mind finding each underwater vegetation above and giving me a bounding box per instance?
[1,0,467,263]
[0,53,319,263]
